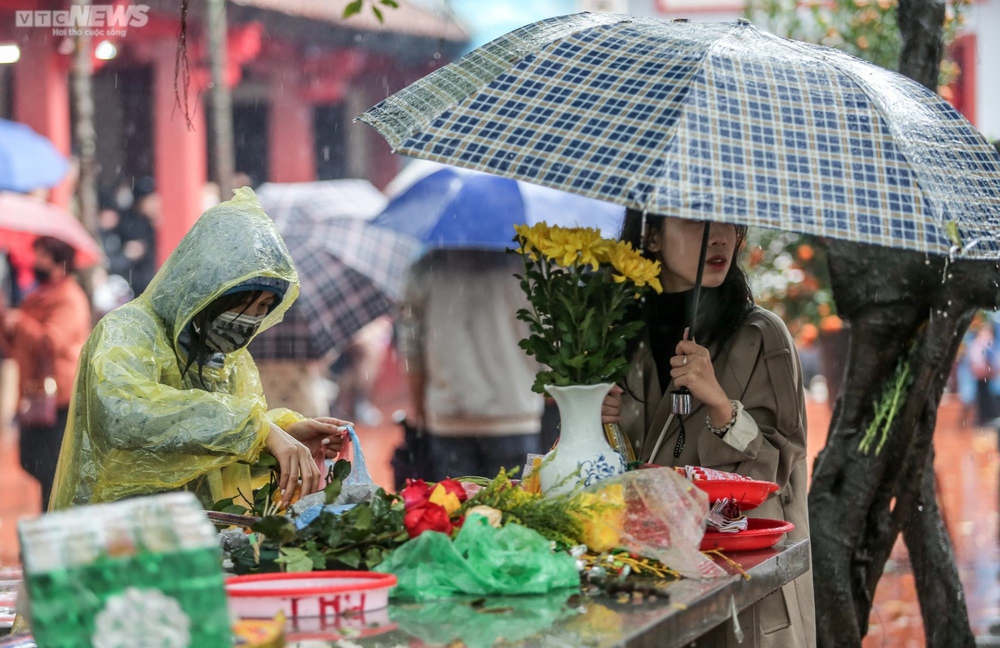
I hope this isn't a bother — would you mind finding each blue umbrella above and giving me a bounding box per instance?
[373,165,623,249]
[0,119,69,193]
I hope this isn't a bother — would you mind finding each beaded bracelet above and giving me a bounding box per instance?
[706,400,739,438]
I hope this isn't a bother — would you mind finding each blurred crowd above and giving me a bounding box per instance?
[954,311,1000,429]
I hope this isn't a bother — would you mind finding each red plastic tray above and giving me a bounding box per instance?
[692,478,779,511]
[700,517,795,552]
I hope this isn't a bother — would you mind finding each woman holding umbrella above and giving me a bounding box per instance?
[50,189,349,512]
[605,209,813,648]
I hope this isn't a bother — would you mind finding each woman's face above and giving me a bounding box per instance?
[233,292,277,318]
[648,218,738,293]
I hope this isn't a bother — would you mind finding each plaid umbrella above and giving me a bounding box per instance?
[359,15,1000,259]
[255,179,389,228]
[250,218,421,360]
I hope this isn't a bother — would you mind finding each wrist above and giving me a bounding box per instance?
[706,400,739,438]
[707,398,733,427]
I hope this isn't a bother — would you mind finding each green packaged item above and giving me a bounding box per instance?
[19,492,231,648]
[376,513,580,601]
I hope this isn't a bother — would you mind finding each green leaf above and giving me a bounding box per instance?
[343,0,363,18]
[371,5,383,22]
[251,516,299,545]
[221,504,250,515]
[333,459,352,481]
[370,493,389,518]
[210,496,236,512]
[308,548,326,570]
[334,548,362,569]
[352,503,374,532]
[364,546,386,568]
[275,547,314,573]
[380,0,399,7]
[324,478,343,505]
[256,452,279,470]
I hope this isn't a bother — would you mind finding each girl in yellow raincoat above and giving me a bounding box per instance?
[50,188,347,511]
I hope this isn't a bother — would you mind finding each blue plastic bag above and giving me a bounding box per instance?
[292,425,379,529]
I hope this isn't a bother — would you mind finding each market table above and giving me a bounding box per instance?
[281,539,810,647]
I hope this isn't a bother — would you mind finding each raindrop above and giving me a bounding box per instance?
[433,52,442,60]
[322,146,330,161]
[918,506,924,512]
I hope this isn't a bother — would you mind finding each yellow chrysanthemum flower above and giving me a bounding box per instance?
[607,242,663,293]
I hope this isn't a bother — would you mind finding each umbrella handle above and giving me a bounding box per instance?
[671,387,692,415]
[688,221,712,336]
[672,222,710,417]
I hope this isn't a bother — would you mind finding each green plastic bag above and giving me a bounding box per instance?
[375,514,580,601]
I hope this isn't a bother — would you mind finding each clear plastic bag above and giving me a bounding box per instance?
[583,468,726,579]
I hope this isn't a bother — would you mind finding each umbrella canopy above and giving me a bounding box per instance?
[0,192,104,268]
[0,119,69,193]
[374,163,624,249]
[359,15,1000,259]
[251,217,421,360]
[255,179,389,228]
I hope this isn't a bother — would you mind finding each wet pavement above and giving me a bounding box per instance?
[1,352,998,645]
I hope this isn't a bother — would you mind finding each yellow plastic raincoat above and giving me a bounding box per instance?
[50,188,302,510]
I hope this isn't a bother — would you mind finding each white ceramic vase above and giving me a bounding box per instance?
[539,383,626,496]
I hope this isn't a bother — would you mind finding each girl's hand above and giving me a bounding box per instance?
[264,423,321,507]
[286,417,352,464]
[602,385,623,424]
[670,330,732,426]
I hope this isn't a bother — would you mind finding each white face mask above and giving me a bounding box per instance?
[205,311,265,353]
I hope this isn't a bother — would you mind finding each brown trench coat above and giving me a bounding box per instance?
[620,307,816,648]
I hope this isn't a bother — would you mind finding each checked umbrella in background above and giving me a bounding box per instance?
[254,179,389,228]
[249,217,420,361]
[359,14,1000,260]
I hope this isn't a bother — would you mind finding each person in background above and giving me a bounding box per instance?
[331,315,394,426]
[232,171,253,190]
[113,176,160,296]
[965,318,1000,427]
[50,189,350,512]
[398,250,544,481]
[605,209,814,648]
[0,237,91,510]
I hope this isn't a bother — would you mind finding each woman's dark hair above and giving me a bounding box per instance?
[180,290,263,387]
[33,236,76,274]
[620,208,755,362]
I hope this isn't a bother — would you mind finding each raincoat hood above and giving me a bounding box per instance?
[146,187,299,357]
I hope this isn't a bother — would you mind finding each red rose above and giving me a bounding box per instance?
[436,478,468,503]
[403,502,453,538]
[400,479,432,509]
